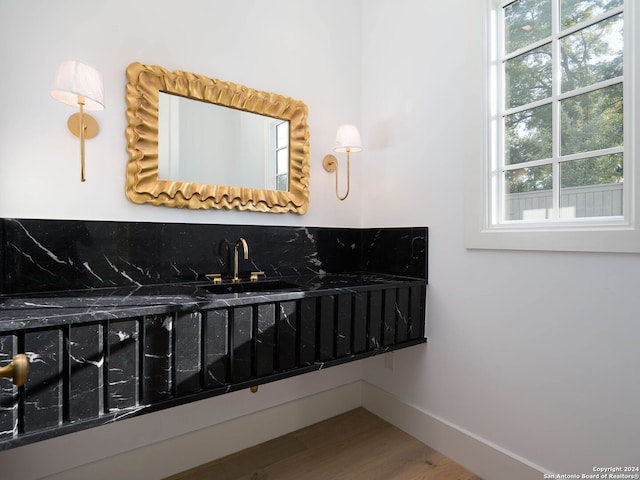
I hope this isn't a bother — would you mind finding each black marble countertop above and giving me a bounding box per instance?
[0,273,426,332]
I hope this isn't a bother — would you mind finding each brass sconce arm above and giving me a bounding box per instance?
[67,95,99,182]
[322,149,352,201]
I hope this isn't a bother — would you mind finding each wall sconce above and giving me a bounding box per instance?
[50,60,105,182]
[322,124,363,201]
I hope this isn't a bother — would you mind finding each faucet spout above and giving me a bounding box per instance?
[233,238,249,283]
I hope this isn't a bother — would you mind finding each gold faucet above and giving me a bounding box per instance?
[233,237,249,283]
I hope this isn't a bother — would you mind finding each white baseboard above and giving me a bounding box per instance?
[43,381,362,480]
[361,381,549,480]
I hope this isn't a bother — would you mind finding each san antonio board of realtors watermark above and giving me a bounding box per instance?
[544,467,640,479]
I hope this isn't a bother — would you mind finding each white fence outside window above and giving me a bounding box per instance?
[506,183,623,220]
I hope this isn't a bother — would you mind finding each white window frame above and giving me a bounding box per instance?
[466,0,640,253]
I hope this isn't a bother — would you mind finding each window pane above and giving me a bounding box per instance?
[506,43,552,108]
[505,164,553,220]
[505,103,553,165]
[276,121,289,148]
[560,154,623,217]
[276,174,288,191]
[504,0,552,54]
[561,0,623,29]
[277,149,288,174]
[561,83,623,155]
[561,14,623,93]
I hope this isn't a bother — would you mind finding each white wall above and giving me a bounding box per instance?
[361,0,640,476]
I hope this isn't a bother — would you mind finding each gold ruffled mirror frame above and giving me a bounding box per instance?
[125,62,310,214]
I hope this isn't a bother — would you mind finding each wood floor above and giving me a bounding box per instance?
[165,408,482,480]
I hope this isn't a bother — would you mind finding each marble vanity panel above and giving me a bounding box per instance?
[277,301,297,371]
[175,312,202,396]
[382,289,397,346]
[256,304,276,377]
[396,288,410,343]
[69,323,104,421]
[352,292,367,354]
[204,309,228,388]
[24,329,63,432]
[336,294,352,357]
[107,319,139,411]
[299,298,316,365]
[368,291,383,350]
[231,306,253,383]
[0,219,427,295]
[143,315,173,403]
[409,285,426,340]
[317,296,334,362]
[0,334,18,440]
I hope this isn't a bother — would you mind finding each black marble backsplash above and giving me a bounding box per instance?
[0,219,427,295]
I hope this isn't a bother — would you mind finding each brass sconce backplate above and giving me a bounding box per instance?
[67,113,99,139]
[322,154,338,172]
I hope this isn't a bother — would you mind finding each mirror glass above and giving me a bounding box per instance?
[158,93,290,191]
[125,62,309,214]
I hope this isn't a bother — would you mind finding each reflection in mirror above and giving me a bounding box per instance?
[158,93,289,191]
[125,62,309,214]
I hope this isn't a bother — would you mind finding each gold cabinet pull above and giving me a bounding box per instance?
[206,273,223,284]
[0,354,29,386]
[250,271,265,282]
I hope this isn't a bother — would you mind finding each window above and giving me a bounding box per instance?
[275,121,289,191]
[466,0,639,252]
[264,120,289,191]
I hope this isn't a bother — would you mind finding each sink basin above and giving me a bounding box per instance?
[199,279,301,294]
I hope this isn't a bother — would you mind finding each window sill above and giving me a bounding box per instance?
[465,221,640,253]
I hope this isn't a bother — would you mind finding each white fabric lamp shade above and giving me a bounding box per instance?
[333,124,363,153]
[50,60,105,111]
